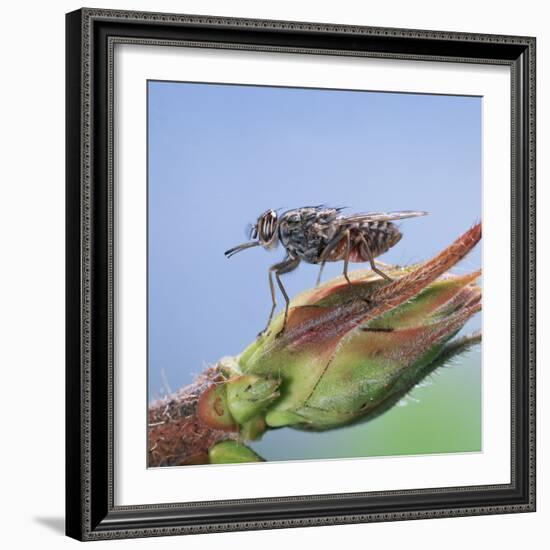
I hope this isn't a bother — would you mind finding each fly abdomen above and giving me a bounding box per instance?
[356,221,402,259]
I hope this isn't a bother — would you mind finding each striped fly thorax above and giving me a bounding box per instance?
[278,207,340,263]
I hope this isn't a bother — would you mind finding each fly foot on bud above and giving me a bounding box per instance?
[375,269,393,282]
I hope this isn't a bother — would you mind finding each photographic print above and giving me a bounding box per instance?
[66,8,535,539]
[147,81,482,467]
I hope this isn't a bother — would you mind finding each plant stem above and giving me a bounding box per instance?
[148,366,237,467]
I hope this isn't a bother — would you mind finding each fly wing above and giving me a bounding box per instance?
[336,210,428,225]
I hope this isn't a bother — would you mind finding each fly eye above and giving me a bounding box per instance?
[260,216,275,241]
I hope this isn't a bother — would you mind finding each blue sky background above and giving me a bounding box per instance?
[147,81,481,401]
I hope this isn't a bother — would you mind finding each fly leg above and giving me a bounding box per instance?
[318,228,352,285]
[358,233,392,282]
[262,267,277,337]
[315,261,326,287]
[342,229,352,285]
[259,256,300,337]
[274,259,300,337]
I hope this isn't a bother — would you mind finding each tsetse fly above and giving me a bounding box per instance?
[225,206,428,336]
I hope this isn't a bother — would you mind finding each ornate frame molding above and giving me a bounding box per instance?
[66,8,536,541]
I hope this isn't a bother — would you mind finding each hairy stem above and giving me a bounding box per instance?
[148,366,237,467]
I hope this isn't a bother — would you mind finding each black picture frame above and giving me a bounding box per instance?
[66,7,536,541]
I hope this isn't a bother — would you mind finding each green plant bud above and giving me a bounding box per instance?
[197,383,237,432]
[239,415,267,440]
[238,224,482,430]
[226,374,281,424]
[208,441,265,464]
